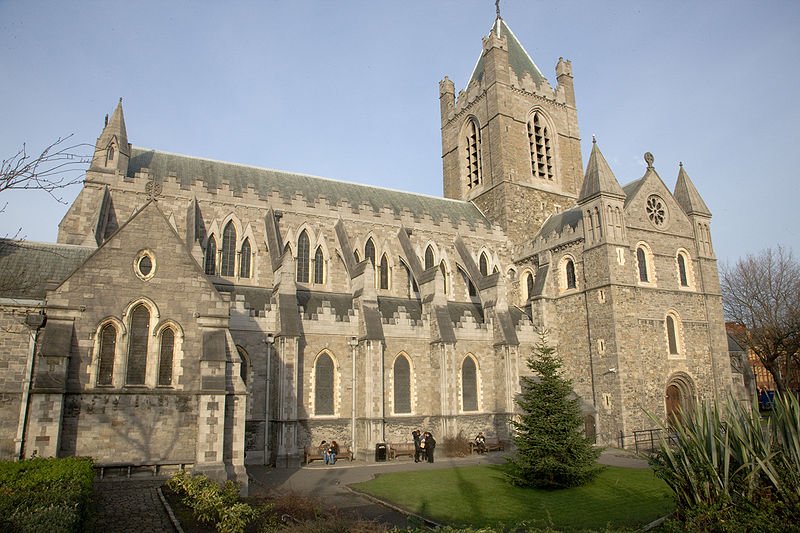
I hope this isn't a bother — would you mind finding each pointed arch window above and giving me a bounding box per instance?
[529,111,554,180]
[462,356,478,412]
[314,246,325,284]
[158,328,174,386]
[566,259,577,290]
[353,250,360,263]
[479,253,489,276]
[393,355,411,414]
[106,144,115,164]
[666,314,680,356]
[364,238,376,266]
[525,272,535,301]
[637,247,649,282]
[296,230,310,283]
[97,323,116,386]
[221,221,237,276]
[239,238,252,278]
[314,352,334,415]
[677,253,689,287]
[424,246,434,270]
[463,118,482,190]
[204,236,217,275]
[126,305,150,385]
[237,346,249,385]
[439,261,449,295]
[379,254,389,290]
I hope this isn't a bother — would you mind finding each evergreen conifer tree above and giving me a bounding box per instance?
[506,330,603,488]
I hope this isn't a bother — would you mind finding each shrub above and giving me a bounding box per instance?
[0,456,94,533]
[442,430,472,457]
[166,471,255,533]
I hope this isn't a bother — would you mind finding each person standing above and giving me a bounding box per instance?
[412,429,422,463]
[424,431,436,463]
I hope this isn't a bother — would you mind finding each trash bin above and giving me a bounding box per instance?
[375,443,387,462]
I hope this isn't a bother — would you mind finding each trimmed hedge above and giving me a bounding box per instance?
[0,457,94,533]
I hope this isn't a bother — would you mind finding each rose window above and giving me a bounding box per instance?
[646,196,667,227]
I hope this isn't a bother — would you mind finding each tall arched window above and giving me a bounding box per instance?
[462,356,478,411]
[637,247,649,282]
[528,111,554,181]
[239,238,252,278]
[296,230,310,283]
[97,323,116,386]
[463,118,482,190]
[204,236,217,275]
[677,253,689,287]
[525,272,535,301]
[393,355,411,414]
[237,346,249,385]
[314,246,325,284]
[314,352,334,415]
[106,144,115,164]
[353,250,360,263]
[566,259,576,290]
[379,254,389,290]
[126,305,150,385]
[666,315,680,355]
[479,253,489,276]
[439,261,449,295]
[424,245,434,270]
[221,221,237,276]
[158,328,174,386]
[364,238,376,266]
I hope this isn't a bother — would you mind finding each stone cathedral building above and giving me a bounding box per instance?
[0,15,747,489]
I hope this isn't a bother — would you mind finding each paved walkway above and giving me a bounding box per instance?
[92,479,175,533]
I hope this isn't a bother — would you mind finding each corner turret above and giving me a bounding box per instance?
[90,98,130,177]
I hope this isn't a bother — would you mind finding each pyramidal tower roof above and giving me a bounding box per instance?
[673,163,711,216]
[98,98,129,155]
[468,17,547,87]
[578,139,625,203]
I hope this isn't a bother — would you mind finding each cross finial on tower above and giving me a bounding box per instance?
[496,0,501,18]
[592,134,597,144]
[644,152,654,169]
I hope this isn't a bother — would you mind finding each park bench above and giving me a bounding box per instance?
[303,444,353,464]
[470,437,507,454]
[95,459,193,479]
[388,442,416,460]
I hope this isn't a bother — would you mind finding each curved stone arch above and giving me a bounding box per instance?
[153,319,185,389]
[634,241,657,286]
[89,316,127,388]
[558,253,579,292]
[665,371,697,425]
[311,234,332,286]
[460,353,482,412]
[417,241,440,271]
[664,308,685,358]
[310,349,339,417]
[121,296,160,322]
[204,219,221,249]
[520,267,536,302]
[390,351,414,415]
[675,247,695,290]
[219,213,244,246]
[526,106,560,181]
[459,115,484,193]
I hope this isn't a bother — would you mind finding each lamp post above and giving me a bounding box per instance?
[264,333,274,465]
[348,336,358,460]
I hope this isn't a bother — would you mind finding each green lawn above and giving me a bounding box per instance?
[351,464,674,531]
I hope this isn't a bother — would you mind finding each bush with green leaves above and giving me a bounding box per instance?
[649,392,800,530]
[505,330,603,489]
[0,456,94,533]
[166,470,256,533]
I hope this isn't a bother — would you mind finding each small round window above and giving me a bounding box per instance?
[646,195,668,228]
[134,250,156,281]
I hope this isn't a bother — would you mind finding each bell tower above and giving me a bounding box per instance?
[439,15,584,246]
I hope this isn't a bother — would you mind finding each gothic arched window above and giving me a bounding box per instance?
[297,230,310,283]
[677,253,689,287]
[525,272,535,301]
[364,238,376,266]
[314,246,325,284]
[158,328,174,386]
[479,253,489,276]
[97,323,116,386]
[462,356,478,412]
[126,305,150,385]
[393,354,411,414]
[666,314,681,356]
[637,247,649,283]
[424,245,434,271]
[204,236,217,275]
[528,111,554,181]
[566,259,577,290]
[221,221,237,276]
[463,118,482,190]
[379,254,389,290]
[239,238,251,278]
[314,352,334,415]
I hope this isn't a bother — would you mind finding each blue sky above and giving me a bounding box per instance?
[1,0,798,265]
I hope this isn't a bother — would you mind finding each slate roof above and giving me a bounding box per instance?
[379,297,424,326]
[128,148,492,229]
[622,177,645,206]
[469,17,547,86]
[673,164,711,216]
[578,141,625,202]
[0,239,94,300]
[537,207,583,239]
[297,291,355,321]
[215,284,272,315]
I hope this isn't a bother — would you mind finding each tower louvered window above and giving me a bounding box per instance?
[379,254,389,290]
[97,323,116,386]
[314,246,325,284]
[204,236,217,275]
[126,305,150,385]
[158,328,174,386]
[314,353,334,415]
[464,119,482,190]
[221,221,237,276]
[529,112,554,180]
[297,230,310,283]
[462,356,478,412]
[239,238,251,278]
[393,355,411,414]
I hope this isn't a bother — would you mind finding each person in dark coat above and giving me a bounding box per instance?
[423,431,436,463]
[412,429,423,463]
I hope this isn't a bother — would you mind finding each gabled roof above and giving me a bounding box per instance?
[469,17,547,86]
[0,239,94,300]
[128,148,493,229]
[673,164,711,217]
[578,140,625,203]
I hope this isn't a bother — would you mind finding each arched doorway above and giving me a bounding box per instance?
[665,374,695,427]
